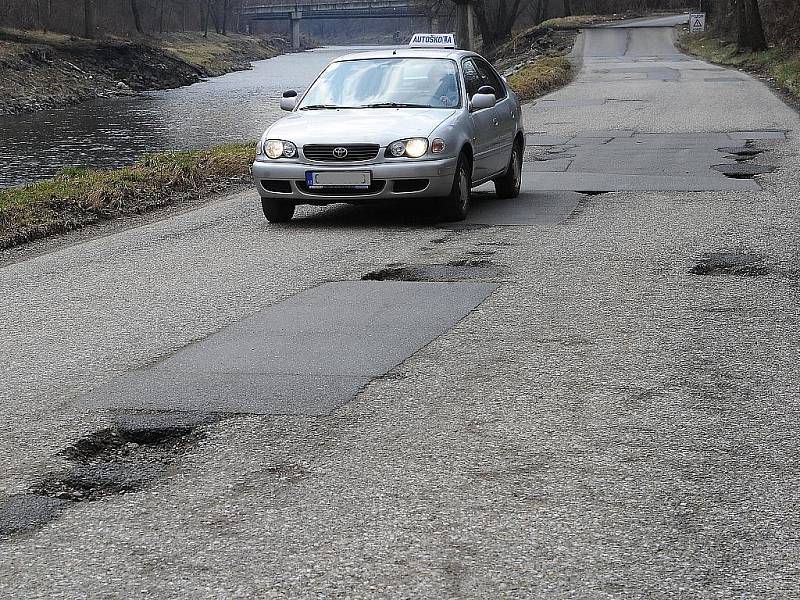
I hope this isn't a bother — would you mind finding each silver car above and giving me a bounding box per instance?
[252,45,524,222]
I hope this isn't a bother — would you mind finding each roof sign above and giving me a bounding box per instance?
[409,33,456,48]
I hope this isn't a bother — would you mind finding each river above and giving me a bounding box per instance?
[0,46,387,188]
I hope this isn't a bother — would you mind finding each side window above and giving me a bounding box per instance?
[461,59,481,99]
[474,59,507,100]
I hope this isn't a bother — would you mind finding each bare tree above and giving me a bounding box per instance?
[535,0,550,24]
[221,0,230,35]
[736,0,767,51]
[84,0,96,38]
[472,0,527,49]
[131,0,144,33]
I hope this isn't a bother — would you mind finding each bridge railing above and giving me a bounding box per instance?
[242,0,422,14]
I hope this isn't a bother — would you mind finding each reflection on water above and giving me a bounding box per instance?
[0,47,388,188]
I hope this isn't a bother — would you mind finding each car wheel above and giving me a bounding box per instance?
[494,141,523,199]
[261,197,295,223]
[440,152,472,221]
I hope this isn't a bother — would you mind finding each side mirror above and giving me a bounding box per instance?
[471,92,496,111]
[280,90,298,111]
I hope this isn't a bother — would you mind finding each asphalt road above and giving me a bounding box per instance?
[1,18,799,599]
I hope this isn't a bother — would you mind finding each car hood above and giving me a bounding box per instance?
[266,108,457,145]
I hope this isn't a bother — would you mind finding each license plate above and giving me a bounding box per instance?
[306,171,371,189]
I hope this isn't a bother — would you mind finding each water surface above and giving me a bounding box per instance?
[0,46,388,188]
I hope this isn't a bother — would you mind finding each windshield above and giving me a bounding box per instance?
[298,58,461,110]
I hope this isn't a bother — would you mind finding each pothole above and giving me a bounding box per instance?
[32,425,202,502]
[711,164,776,179]
[362,259,501,282]
[716,146,764,158]
[689,252,770,276]
[578,191,608,196]
[1,418,210,536]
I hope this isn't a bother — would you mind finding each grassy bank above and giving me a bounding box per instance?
[679,29,800,100]
[488,20,579,103]
[0,144,254,249]
[0,29,285,115]
[507,57,572,102]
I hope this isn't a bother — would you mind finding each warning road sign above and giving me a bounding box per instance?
[690,13,706,33]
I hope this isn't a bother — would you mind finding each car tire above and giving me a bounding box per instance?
[261,197,295,223]
[494,141,523,199]
[439,152,472,222]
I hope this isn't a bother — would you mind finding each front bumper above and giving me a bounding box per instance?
[251,156,458,204]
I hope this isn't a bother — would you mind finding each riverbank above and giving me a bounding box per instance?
[678,28,800,107]
[0,29,286,115]
[0,143,254,249]
[489,21,581,103]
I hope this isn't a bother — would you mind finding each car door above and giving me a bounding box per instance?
[474,58,515,175]
[462,58,499,182]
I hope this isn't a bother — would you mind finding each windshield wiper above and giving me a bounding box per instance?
[299,104,360,111]
[360,102,433,109]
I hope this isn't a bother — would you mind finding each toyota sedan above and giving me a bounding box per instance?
[252,38,524,222]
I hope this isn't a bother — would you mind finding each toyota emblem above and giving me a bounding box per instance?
[332,147,348,159]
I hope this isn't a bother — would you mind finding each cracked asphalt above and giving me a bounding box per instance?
[1,17,799,599]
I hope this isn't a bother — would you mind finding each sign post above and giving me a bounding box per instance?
[690,13,706,33]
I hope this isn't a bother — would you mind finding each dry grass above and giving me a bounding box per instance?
[679,29,800,99]
[0,143,255,249]
[156,33,281,75]
[507,56,573,102]
[536,15,613,30]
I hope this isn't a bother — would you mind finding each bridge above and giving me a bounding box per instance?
[241,0,474,51]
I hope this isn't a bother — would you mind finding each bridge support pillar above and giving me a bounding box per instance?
[291,12,302,50]
[455,1,475,50]
[429,16,440,33]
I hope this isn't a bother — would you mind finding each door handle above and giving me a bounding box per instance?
[493,117,499,126]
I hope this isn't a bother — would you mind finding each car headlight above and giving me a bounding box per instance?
[263,139,297,159]
[386,138,429,158]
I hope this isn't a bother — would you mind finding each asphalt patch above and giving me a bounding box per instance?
[362,260,501,282]
[83,281,497,415]
[711,164,776,179]
[0,495,69,537]
[689,252,770,277]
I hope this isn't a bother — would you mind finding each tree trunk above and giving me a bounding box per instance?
[84,0,96,39]
[131,0,144,34]
[222,0,230,35]
[736,0,767,51]
[563,0,571,18]
[43,0,52,33]
[159,0,165,33]
[209,0,222,33]
[203,0,210,37]
[536,0,550,25]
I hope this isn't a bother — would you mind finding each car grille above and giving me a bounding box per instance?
[303,144,380,162]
